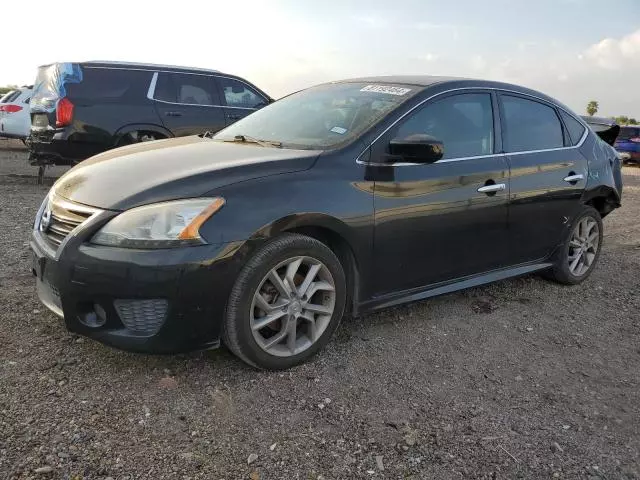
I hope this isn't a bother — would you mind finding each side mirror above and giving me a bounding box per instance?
[389,134,444,163]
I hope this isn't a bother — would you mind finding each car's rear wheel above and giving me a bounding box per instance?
[546,205,603,285]
[223,234,346,369]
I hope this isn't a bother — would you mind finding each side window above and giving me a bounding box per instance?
[395,93,494,159]
[559,110,586,146]
[66,68,153,103]
[154,73,219,106]
[501,95,564,152]
[217,77,265,109]
[23,97,31,104]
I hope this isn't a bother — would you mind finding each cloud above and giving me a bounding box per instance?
[584,30,640,70]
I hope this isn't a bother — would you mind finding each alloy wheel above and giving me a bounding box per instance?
[567,216,600,277]
[250,256,336,357]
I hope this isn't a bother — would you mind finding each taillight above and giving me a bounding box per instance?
[0,104,23,113]
[56,97,74,127]
[630,137,640,143]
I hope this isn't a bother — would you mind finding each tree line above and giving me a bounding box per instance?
[586,100,637,125]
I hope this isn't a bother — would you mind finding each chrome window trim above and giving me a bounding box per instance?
[356,152,506,167]
[356,86,589,167]
[145,70,266,110]
[146,71,158,100]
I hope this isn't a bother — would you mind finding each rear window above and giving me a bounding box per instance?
[0,90,16,103]
[67,67,153,103]
[617,127,640,140]
[501,95,564,152]
[559,110,586,145]
[1,90,21,103]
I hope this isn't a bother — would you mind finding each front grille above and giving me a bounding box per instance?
[40,195,99,249]
[114,299,168,336]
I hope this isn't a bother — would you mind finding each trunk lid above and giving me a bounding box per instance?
[580,116,620,146]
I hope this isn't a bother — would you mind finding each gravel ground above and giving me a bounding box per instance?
[1,144,639,480]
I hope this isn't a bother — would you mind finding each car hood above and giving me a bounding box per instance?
[53,136,320,210]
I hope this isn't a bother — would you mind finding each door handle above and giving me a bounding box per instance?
[563,174,584,183]
[165,111,182,117]
[477,183,506,194]
[227,114,242,120]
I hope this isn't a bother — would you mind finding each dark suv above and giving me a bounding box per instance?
[28,61,272,168]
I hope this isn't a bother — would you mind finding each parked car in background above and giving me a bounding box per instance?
[614,125,640,164]
[31,76,622,369]
[0,85,32,140]
[28,61,272,170]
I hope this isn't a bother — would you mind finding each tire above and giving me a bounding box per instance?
[223,233,346,370]
[546,205,603,285]
[116,131,161,147]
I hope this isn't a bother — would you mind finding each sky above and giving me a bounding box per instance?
[2,0,639,118]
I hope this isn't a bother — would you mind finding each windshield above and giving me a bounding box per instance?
[213,82,419,149]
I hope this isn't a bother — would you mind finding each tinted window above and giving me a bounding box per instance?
[395,93,494,159]
[67,68,152,103]
[502,95,563,152]
[1,90,21,103]
[560,110,586,145]
[154,73,219,106]
[0,91,16,103]
[218,77,265,108]
[617,126,640,140]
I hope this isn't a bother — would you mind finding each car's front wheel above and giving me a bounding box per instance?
[547,205,603,285]
[223,234,346,369]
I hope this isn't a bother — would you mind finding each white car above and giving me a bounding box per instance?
[0,86,32,140]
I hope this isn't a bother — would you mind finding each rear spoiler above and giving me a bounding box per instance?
[580,116,620,146]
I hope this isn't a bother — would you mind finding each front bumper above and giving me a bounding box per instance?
[31,224,252,354]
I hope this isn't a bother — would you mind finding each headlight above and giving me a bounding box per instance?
[91,198,224,248]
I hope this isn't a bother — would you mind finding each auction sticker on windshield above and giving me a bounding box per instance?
[360,85,412,96]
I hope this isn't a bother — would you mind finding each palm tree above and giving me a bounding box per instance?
[586,101,599,117]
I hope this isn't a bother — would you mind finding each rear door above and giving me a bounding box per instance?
[499,93,589,264]
[152,72,225,136]
[216,76,269,126]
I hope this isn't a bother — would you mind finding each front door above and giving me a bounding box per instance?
[498,93,589,264]
[152,72,226,137]
[370,91,510,296]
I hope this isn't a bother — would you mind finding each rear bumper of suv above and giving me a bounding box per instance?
[27,127,104,166]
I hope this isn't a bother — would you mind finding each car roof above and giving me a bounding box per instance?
[38,61,221,75]
[330,75,572,112]
[334,75,465,87]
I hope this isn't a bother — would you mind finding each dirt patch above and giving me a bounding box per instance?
[1,151,639,479]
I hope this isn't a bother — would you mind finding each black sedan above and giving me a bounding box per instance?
[31,76,623,369]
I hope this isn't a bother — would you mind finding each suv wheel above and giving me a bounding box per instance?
[223,234,346,370]
[546,205,603,285]
[118,131,162,146]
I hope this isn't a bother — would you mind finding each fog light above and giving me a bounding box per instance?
[78,304,107,328]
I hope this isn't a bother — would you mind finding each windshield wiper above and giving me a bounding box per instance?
[226,134,282,148]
